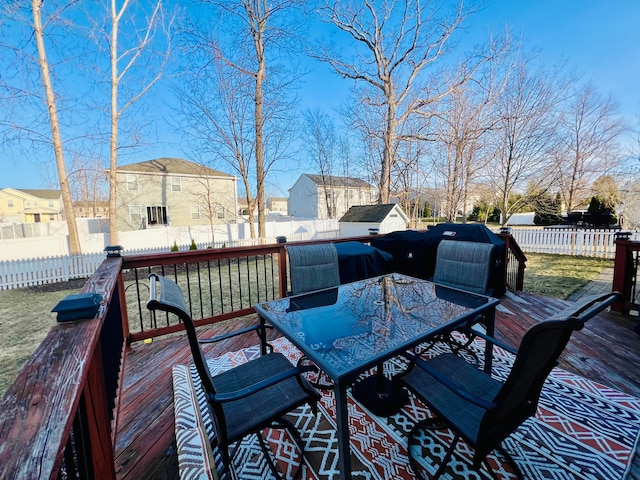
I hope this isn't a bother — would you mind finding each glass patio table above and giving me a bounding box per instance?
[254,272,499,480]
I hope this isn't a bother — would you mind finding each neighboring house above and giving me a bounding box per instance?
[116,158,237,231]
[74,200,109,219]
[238,197,256,217]
[288,174,377,219]
[338,204,409,237]
[267,197,288,215]
[0,188,62,223]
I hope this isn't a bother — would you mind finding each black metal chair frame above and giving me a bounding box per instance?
[147,273,321,480]
[398,292,621,480]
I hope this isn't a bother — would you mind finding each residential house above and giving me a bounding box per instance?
[267,197,288,215]
[74,200,109,218]
[238,197,256,217]
[116,158,237,231]
[338,204,408,237]
[288,174,377,220]
[0,188,62,223]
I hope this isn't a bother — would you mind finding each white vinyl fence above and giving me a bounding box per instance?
[1,226,638,291]
[0,229,340,290]
[510,228,640,258]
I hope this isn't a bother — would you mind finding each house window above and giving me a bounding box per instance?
[129,205,142,225]
[49,201,54,207]
[126,174,138,191]
[171,177,182,192]
[348,190,353,199]
[7,200,13,208]
[190,205,201,220]
[49,215,55,221]
[147,206,168,225]
[390,214,398,218]
[216,206,225,219]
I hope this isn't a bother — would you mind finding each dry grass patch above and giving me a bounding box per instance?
[0,279,86,396]
[522,253,613,299]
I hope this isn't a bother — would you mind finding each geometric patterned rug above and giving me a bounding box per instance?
[173,336,640,480]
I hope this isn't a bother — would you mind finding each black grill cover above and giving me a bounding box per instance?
[370,224,506,296]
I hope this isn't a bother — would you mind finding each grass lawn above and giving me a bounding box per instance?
[0,253,613,397]
[0,279,87,397]
[522,253,613,299]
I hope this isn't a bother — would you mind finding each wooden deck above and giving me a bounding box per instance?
[114,290,640,480]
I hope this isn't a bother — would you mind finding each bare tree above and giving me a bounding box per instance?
[557,83,627,213]
[487,57,569,225]
[316,0,493,204]
[183,0,304,240]
[31,0,82,253]
[432,62,504,222]
[302,108,340,217]
[176,54,258,237]
[68,153,109,217]
[106,0,173,244]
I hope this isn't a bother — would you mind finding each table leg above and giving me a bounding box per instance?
[258,315,268,355]
[483,308,496,373]
[334,382,352,480]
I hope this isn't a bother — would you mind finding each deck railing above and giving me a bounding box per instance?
[0,233,525,480]
[612,235,640,316]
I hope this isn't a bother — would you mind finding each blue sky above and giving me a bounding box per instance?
[3,0,639,195]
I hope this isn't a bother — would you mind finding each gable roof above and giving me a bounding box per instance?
[117,158,233,178]
[339,204,405,223]
[13,189,61,200]
[303,174,374,189]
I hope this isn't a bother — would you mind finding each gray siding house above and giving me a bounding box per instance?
[288,174,377,219]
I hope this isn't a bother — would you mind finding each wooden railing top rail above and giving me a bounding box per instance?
[0,257,122,480]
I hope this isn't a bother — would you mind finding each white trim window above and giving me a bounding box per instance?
[216,206,225,219]
[171,176,182,192]
[126,174,138,191]
[190,205,201,220]
[129,205,142,225]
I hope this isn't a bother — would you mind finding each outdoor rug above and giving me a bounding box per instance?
[172,336,640,479]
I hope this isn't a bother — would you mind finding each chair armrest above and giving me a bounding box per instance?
[405,353,497,410]
[198,324,273,343]
[209,364,318,403]
[457,326,518,356]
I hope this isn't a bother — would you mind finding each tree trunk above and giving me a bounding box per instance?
[32,0,81,254]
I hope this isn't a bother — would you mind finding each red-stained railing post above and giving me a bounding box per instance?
[612,234,639,314]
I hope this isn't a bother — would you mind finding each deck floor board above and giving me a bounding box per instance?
[114,290,640,480]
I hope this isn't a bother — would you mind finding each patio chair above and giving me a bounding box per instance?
[397,291,621,480]
[423,240,495,362]
[287,243,340,295]
[286,243,341,389]
[147,273,321,480]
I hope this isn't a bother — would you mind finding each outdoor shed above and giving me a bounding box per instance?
[338,204,408,237]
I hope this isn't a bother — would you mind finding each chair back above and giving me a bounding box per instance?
[433,240,494,295]
[287,243,340,295]
[477,291,621,460]
[147,274,219,405]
